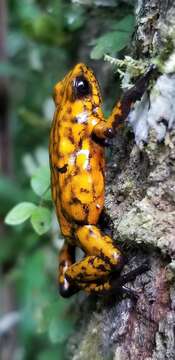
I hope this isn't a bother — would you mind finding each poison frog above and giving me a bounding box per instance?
[49,63,154,297]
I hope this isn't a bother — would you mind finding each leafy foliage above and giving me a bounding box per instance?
[90,14,135,59]
[5,164,52,235]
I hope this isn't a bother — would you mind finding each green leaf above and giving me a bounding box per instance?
[90,14,135,60]
[5,202,36,225]
[31,166,51,198]
[30,206,52,235]
[111,14,135,32]
[90,30,133,60]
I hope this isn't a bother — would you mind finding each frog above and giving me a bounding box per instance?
[49,63,155,297]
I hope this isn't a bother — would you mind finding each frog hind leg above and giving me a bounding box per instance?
[64,225,124,293]
[58,241,79,297]
[82,261,149,296]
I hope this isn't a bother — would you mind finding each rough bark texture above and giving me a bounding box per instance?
[68,1,175,359]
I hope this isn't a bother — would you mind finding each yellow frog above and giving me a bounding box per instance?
[49,63,154,297]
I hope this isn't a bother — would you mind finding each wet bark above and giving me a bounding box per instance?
[68,1,175,359]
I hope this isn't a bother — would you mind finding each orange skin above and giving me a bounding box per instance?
[49,63,154,297]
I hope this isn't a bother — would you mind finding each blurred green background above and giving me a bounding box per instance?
[0,1,135,359]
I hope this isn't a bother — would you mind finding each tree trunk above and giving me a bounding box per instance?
[68,1,175,359]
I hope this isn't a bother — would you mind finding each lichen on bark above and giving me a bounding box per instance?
[68,1,175,359]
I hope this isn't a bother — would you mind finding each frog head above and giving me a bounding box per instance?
[53,63,102,111]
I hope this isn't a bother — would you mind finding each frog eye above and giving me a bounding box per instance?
[73,76,91,98]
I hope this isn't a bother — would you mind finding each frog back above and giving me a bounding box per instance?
[50,109,105,230]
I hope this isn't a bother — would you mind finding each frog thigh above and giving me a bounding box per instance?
[65,225,124,284]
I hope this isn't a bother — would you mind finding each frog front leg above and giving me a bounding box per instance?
[64,225,124,293]
[92,65,155,140]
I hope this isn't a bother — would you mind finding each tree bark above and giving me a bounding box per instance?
[68,1,175,359]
